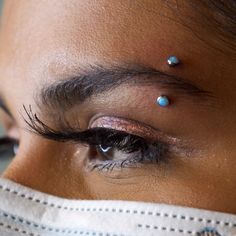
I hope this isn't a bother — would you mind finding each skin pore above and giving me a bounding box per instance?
[0,0,236,214]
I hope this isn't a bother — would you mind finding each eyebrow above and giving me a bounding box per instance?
[38,63,214,110]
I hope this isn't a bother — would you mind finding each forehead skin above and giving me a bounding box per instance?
[0,0,235,96]
[0,0,236,213]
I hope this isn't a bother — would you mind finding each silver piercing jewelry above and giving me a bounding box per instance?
[167,56,180,66]
[156,95,170,107]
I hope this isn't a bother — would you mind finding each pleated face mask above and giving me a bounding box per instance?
[0,178,235,236]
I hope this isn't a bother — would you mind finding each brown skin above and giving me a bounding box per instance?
[0,0,236,214]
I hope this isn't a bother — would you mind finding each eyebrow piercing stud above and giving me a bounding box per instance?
[167,56,180,67]
[156,95,170,107]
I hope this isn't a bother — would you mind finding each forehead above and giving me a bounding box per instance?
[1,0,204,66]
[1,0,234,95]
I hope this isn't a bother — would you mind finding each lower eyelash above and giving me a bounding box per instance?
[88,155,143,172]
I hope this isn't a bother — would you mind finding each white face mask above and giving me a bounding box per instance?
[0,178,235,236]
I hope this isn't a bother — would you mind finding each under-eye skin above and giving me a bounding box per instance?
[22,105,187,172]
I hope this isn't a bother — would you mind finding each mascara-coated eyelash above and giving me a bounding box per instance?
[22,105,170,171]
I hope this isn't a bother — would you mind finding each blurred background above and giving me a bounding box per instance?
[0,115,14,174]
[0,0,14,174]
[0,123,13,174]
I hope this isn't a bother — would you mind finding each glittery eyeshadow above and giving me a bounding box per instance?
[90,116,180,145]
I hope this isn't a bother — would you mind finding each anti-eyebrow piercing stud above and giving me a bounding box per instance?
[167,56,180,67]
[156,95,170,107]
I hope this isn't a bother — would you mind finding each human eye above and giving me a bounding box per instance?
[85,127,169,171]
[22,105,187,172]
[84,116,179,171]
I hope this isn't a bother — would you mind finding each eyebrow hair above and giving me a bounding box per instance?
[38,63,214,110]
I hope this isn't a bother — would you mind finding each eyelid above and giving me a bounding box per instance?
[89,116,180,145]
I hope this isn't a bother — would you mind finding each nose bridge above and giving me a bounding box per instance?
[1,134,91,199]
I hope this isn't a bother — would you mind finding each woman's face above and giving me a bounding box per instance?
[0,0,235,213]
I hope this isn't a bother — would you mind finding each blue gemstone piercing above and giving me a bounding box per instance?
[157,95,170,107]
[167,56,180,66]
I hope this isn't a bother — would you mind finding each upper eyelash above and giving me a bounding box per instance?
[22,105,170,170]
[22,104,150,146]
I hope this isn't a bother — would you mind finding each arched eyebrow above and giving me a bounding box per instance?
[38,63,215,110]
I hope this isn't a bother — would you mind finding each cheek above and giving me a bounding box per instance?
[2,132,236,214]
[2,135,89,198]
